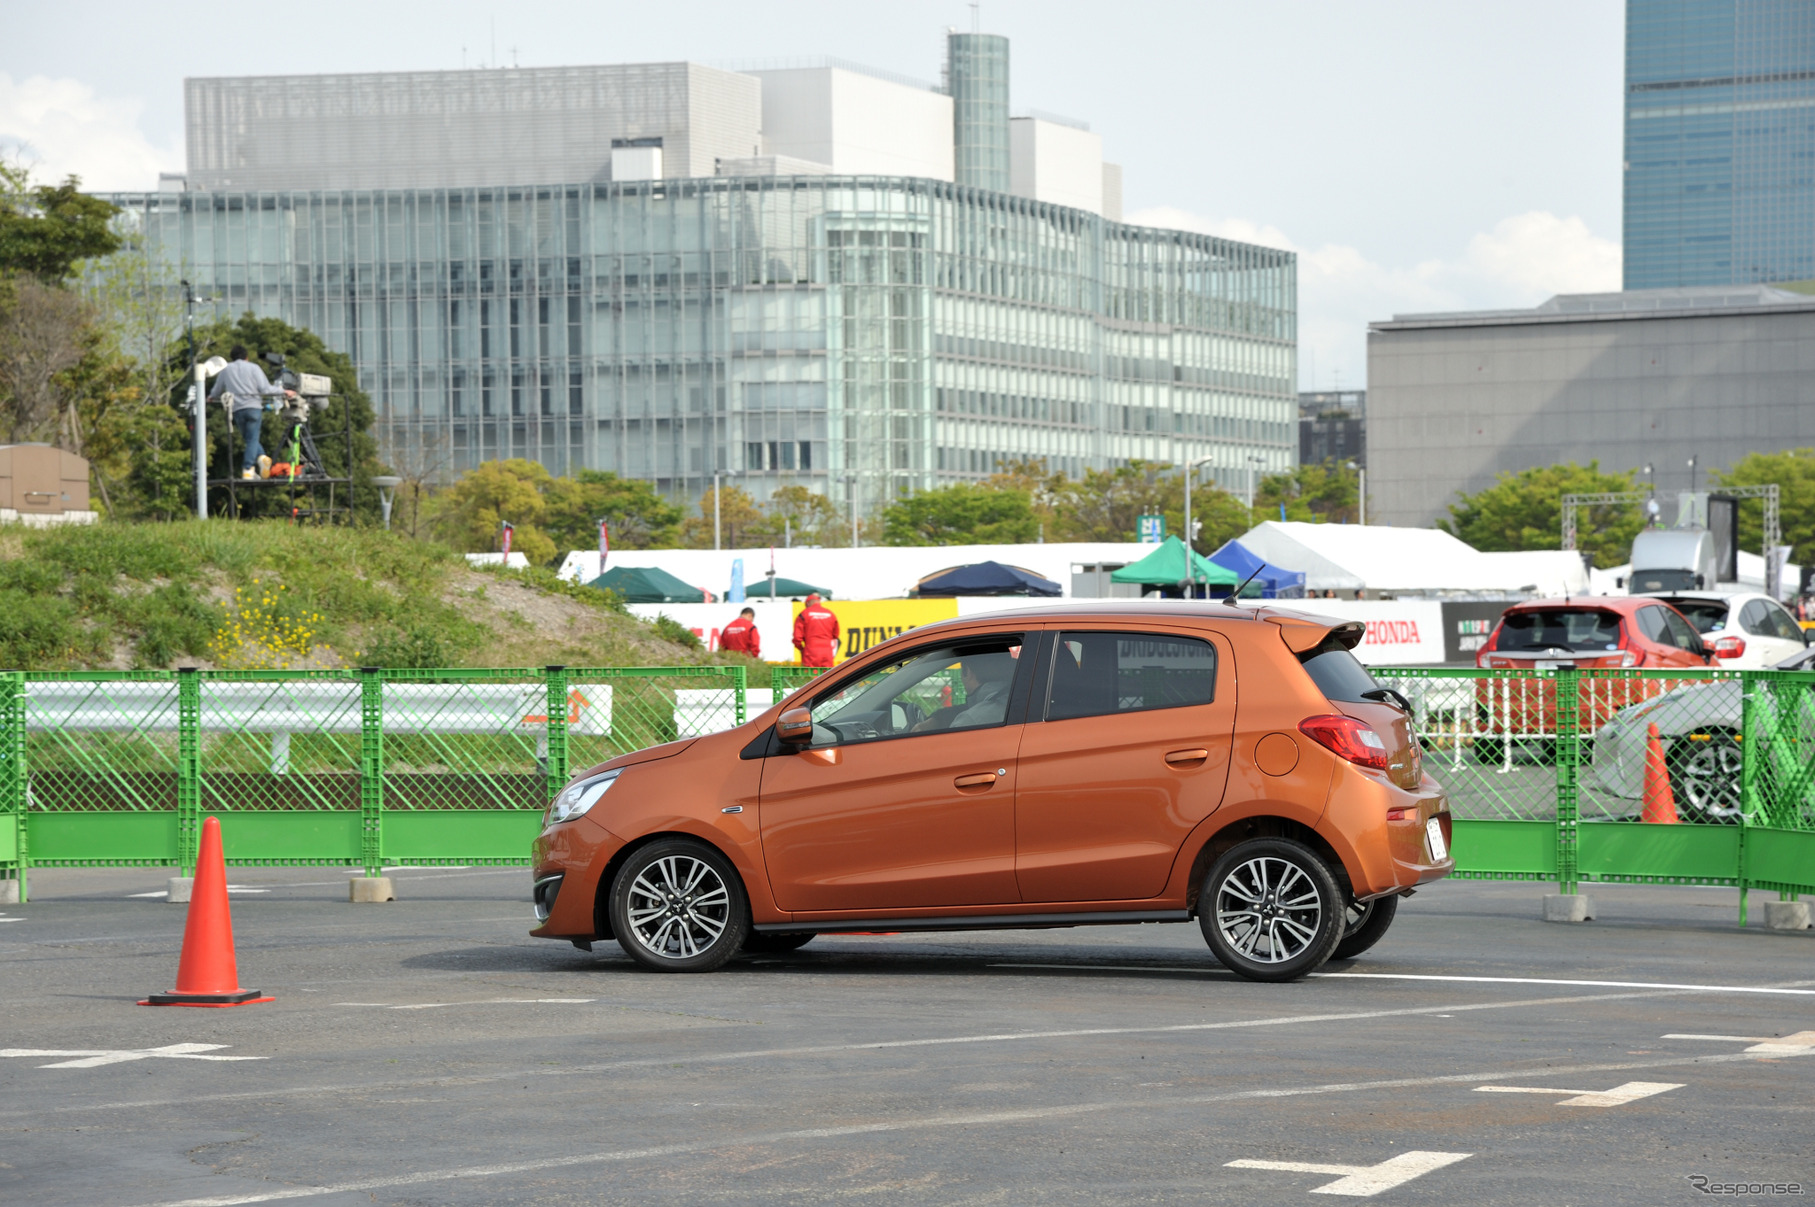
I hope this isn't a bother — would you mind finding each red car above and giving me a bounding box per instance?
[1474,597,1712,738]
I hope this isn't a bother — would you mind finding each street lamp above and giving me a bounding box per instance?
[1245,455,1266,511]
[372,476,402,530]
[1687,455,1698,494]
[1182,454,1215,598]
[712,468,738,551]
[1346,459,1366,526]
[845,472,859,548]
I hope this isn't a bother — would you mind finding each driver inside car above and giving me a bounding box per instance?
[912,652,1017,733]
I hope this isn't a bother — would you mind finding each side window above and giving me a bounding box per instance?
[1740,600,1770,636]
[1635,607,1670,643]
[1659,607,1701,652]
[1767,603,1806,642]
[806,634,1025,746]
[1045,632,1216,722]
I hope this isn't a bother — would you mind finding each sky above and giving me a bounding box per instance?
[0,0,1626,392]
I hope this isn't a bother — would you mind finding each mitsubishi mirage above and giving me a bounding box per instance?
[529,604,1454,983]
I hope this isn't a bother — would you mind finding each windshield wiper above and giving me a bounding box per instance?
[1360,687,1412,713]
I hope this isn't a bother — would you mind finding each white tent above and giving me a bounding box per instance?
[1233,521,1590,596]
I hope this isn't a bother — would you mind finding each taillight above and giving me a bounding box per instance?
[1299,714,1390,772]
[1712,636,1745,660]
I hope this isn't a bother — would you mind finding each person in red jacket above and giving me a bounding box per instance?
[720,607,760,658]
[792,594,840,667]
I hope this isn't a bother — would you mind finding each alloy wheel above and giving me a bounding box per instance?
[624,854,733,961]
[1214,856,1325,964]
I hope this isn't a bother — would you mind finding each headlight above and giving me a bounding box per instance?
[548,770,620,823]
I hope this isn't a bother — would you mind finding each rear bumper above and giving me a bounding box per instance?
[1325,765,1453,899]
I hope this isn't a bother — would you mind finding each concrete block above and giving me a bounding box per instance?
[349,876,395,903]
[166,877,194,904]
[0,878,18,904]
[1763,900,1812,931]
[1542,894,1595,923]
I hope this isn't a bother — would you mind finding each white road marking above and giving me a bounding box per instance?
[125,886,269,899]
[1474,1080,1683,1107]
[1227,1151,1472,1197]
[0,1043,265,1069]
[1315,972,1815,997]
[1663,1031,1815,1055]
[335,998,595,1010]
[22,988,1799,1122]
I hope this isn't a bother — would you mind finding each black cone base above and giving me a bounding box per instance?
[142,988,266,1006]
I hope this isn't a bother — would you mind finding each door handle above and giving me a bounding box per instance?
[954,772,999,788]
[1165,748,1209,766]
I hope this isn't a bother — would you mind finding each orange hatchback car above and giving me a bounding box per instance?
[530,604,1453,982]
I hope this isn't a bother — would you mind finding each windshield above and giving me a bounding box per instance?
[1497,609,1623,652]
[1658,599,1729,632]
[1630,569,1700,592]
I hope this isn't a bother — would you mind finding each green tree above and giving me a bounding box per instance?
[1255,461,1360,524]
[0,168,122,282]
[543,469,684,551]
[762,483,844,547]
[680,485,767,549]
[1712,449,1815,568]
[1049,460,1181,543]
[881,482,1040,545]
[427,458,557,565]
[1436,461,1641,569]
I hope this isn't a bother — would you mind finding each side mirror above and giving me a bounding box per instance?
[775,707,813,745]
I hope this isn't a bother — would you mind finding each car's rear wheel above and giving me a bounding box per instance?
[608,839,749,972]
[1332,893,1398,961]
[742,931,816,954]
[1666,728,1744,823]
[1200,839,1344,982]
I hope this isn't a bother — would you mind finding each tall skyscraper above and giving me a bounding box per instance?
[946,33,1012,191]
[1624,0,1815,288]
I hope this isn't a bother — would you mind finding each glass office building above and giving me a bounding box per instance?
[946,34,1013,192]
[111,177,1295,515]
[1625,0,1815,288]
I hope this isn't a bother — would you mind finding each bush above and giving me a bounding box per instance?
[650,613,701,649]
[363,625,452,669]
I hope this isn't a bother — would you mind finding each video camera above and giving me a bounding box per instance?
[262,352,331,425]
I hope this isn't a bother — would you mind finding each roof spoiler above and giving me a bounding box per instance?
[1266,612,1366,655]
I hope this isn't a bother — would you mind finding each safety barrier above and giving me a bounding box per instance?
[0,666,745,902]
[5,664,1810,918]
[1376,667,1815,922]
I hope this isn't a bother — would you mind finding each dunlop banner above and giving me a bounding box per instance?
[792,599,959,664]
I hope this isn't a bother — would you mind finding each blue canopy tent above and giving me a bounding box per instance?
[1208,540,1306,599]
[913,561,1061,597]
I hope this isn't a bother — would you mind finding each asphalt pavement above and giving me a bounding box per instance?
[1,866,1809,1205]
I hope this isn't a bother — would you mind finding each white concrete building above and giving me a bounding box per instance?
[1010,116,1104,215]
[753,66,954,180]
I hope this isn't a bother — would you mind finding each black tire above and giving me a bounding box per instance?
[1199,838,1345,982]
[1665,728,1744,824]
[1332,893,1399,961]
[742,931,816,954]
[608,838,750,973]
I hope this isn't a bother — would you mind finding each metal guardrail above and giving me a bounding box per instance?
[3,663,1809,919]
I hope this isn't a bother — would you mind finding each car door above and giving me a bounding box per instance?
[758,630,1034,913]
[1746,599,1807,666]
[1014,626,1235,904]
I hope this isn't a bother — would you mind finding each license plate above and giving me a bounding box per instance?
[1426,817,1448,862]
[1535,661,1561,671]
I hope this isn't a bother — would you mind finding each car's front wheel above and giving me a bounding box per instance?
[608,839,749,972]
[1200,838,1344,982]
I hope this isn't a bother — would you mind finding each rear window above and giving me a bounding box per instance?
[1299,646,1382,705]
[1497,609,1622,652]
[1661,599,1729,632]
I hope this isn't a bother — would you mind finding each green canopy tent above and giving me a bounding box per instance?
[586,565,708,603]
[1110,536,1242,596]
[736,576,833,599]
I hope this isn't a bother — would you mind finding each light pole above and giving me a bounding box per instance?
[1687,455,1698,494]
[845,472,859,548]
[1182,454,1215,597]
[713,469,722,551]
[1346,460,1366,526]
[372,476,402,530]
[1245,455,1265,511]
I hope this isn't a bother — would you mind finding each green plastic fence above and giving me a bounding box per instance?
[0,665,744,902]
[3,664,1810,920]
[1375,666,1815,924]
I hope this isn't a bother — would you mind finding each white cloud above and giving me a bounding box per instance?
[0,73,179,192]
[1126,206,1621,393]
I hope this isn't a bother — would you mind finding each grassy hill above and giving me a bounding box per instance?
[0,521,748,674]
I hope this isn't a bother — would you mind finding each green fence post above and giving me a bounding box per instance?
[4,671,26,903]
[177,668,201,877]
[733,664,747,727]
[1738,671,1760,928]
[1554,667,1579,897]
[544,665,569,800]
[359,668,384,878]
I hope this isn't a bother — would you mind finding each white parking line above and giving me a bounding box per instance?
[126,887,270,899]
[1314,972,1815,997]
[1227,1151,1471,1197]
[1474,1081,1682,1107]
[1663,1031,1815,1055]
[335,998,595,1010]
[0,1043,265,1070]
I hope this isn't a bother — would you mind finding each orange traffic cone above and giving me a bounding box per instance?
[141,817,272,1007]
[1640,722,1680,825]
